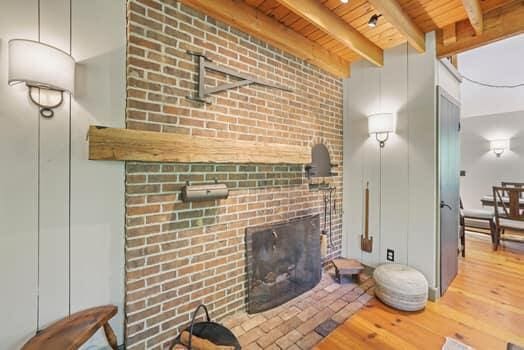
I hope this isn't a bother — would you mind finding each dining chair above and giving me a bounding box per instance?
[501,182,524,199]
[460,198,497,252]
[493,186,524,250]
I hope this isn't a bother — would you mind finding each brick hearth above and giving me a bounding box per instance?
[222,270,375,350]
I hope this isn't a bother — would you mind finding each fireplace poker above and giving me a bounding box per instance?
[320,191,329,257]
[322,191,328,236]
[328,187,336,249]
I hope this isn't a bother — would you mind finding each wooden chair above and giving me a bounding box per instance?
[493,186,524,250]
[502,182,524,198]
[460,198,497,252]
[21,305,118,350]
[480,182,524,208]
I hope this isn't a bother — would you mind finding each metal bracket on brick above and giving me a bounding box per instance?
[187,51,292,104]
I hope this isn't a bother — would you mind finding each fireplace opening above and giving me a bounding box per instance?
[245,215,321,314]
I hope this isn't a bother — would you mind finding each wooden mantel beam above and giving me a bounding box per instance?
[274,0,384,66]
[367,0,425,53]
[438,1,524,57]
[461,0,484,35]
[177,0,350,78]
[88,126,311,164]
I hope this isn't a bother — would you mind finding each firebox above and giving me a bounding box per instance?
[245,215,321,314]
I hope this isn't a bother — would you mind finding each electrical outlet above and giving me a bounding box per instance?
[387,249,395,262]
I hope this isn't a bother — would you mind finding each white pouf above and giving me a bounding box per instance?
[373,264,428,311]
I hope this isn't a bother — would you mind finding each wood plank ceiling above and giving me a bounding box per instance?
[180,0,524,77]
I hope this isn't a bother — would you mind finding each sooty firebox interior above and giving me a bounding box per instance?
[245,215,321,314]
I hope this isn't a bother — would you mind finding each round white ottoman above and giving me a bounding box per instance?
[373,264,428,311]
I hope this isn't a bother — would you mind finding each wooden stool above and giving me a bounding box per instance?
[21,305,118,350]
[330,258,364,283]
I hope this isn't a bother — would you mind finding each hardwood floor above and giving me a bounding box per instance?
[315,235,524,350]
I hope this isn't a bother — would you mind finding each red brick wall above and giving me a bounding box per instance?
[125,1,344,349]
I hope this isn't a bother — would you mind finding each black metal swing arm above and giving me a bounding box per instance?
[187,51,292,103]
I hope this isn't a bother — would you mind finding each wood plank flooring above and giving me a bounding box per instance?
[315,235,524,350]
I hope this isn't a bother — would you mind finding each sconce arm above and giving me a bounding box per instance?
[375,132,389,148]
[27,84,64,118]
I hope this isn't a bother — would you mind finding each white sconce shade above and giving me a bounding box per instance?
[490,139,510,157]
[368,113,395,134]
[368,113,395,147]
[8,39,75,118]
[8,39,75,94]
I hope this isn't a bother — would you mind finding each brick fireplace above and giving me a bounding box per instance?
[124,1,343,349]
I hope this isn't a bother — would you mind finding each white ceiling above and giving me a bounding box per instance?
[458,33,524,118]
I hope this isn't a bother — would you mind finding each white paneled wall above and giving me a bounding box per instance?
[461,111,524,210]
[70,1,126,347]
[343,33,443,290]
[0,3,39,348]
[0,1,125,348]
[38,0,72,328]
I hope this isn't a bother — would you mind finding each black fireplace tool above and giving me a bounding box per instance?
[321,187,337,250]
[322,191,328,237]
[170,304,240,350]
[328,187,336,249]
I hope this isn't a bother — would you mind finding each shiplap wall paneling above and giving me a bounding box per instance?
[343,61,381,266]
[341,78,352,259]
[379,45,409,266]
[343,64,364,261]
[343,33,443,290]
[0,2,39,348]
[70,0,126,345]
[407,33,438,288]
[0,0,126,348]
[361,122,381,267]
[37,0,72,329]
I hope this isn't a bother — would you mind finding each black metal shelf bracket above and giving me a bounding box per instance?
[187,51,292,103]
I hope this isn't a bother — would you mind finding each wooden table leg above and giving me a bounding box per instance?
[489,220,499,251]
[461,223,465,257]
[103,322,118,350]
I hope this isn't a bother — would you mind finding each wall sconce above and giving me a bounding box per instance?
[490,139,510,158]
[368,113,395,148]
[8,39,75,118]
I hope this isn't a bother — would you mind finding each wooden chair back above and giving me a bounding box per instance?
[501,182,524,199]
[493,186,524,231]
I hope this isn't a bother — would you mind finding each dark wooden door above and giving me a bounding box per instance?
[438,86,461,296]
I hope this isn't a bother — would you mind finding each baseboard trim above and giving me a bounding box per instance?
[428,286,440,301]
